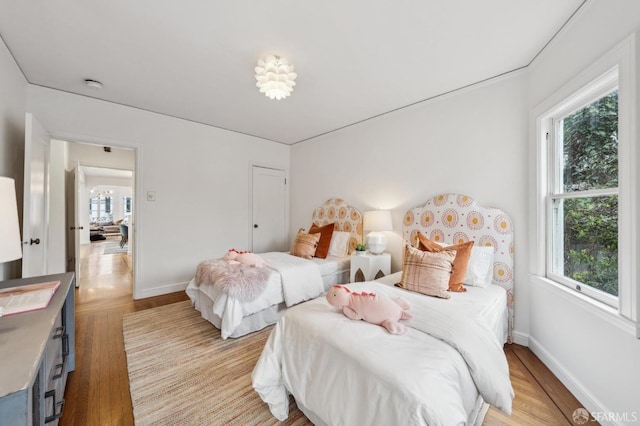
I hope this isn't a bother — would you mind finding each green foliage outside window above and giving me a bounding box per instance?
[561,91,618,296]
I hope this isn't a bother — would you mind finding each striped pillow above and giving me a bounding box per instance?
[399,245,454,299]
[290,230,321,259]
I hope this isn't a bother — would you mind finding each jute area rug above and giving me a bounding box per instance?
[122,301,311,425]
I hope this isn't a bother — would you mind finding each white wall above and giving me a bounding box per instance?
[290,72,530,337]
[0,38,27,281]
[26,85,289,298]
[527,0,640,422]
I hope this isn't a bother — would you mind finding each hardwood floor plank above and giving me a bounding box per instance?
[60,240,590,426]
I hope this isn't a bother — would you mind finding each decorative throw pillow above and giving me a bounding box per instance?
[417,233,473,292]
[327,231,351,257]
[308,222,335,259]
[290,230,321,259]
[464,246,494,288]
[398,245,454,299]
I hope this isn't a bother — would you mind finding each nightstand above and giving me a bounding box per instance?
[350,252,391,282]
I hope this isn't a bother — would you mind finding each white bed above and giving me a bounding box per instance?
[252,193,516,425]
[186,198,363,339]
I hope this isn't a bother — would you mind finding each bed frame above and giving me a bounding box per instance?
[402,193,514,343]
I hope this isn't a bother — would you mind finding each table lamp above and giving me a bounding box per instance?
[0,177,23,264]
[363,210,392,255]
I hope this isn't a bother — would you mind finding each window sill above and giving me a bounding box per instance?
[530,274,640,338]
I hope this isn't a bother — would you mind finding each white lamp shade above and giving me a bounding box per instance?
[0,177,22,263]
[363,210,392,232]
[364,210,392,254]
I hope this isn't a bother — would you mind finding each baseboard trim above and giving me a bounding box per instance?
[528,336,623,426]
[134,281,189,300]
[511,330,529,346]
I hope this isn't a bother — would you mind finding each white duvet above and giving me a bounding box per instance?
[186,252,325,339]
[252,281,514,425]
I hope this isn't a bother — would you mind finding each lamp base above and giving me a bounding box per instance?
[366,233,387,255]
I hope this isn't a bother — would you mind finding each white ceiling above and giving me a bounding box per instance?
[1,0,585,145]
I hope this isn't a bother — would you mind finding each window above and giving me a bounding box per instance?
[89,196,113,222]
[533,34,638,334]
[123,196,132,219]
[547,85,619,306]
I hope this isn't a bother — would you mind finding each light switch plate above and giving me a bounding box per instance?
[147,191,156,201]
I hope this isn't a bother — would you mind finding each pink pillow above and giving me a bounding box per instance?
[399,245,455,299]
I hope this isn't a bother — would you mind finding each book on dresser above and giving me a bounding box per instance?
[0,280,61,317]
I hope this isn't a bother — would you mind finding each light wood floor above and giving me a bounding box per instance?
[60,240,594,426]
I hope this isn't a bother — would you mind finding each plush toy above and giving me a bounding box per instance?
[326,284,413,334]
[223,249,268,268]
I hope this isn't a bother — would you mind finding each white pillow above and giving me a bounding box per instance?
[463,246,494,287]
[328,231,351,257]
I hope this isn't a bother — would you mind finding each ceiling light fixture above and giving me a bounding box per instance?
[84,79,103,89]
[254,55,297,100]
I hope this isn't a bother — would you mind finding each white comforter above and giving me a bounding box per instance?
[260,252,324,307]
[252,282,514,425]
[186,252,324,339]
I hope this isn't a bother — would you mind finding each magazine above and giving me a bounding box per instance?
[0,280,61,317]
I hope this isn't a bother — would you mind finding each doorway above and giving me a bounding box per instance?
[76,164,134,295]
[60,142,136,300]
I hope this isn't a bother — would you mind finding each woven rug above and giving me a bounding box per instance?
[122,301,310,425]
[103,242,128,255]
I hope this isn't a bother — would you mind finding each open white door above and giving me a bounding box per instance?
[251,166,287,253]
[22,113,50,278]
[65,161,82,286]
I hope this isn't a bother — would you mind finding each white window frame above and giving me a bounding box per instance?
[546,76,619,307]
[530,34,638,337]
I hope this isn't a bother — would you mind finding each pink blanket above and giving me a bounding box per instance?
[195,259,271,302]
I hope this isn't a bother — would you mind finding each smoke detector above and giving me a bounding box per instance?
[84,79,103,89]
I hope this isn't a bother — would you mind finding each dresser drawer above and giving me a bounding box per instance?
[44,311,67,425]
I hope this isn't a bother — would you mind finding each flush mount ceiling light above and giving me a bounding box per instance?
[254,55,297,100]
[84,79,103,89]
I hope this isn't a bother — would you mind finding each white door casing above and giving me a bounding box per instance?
[251,166,287,253]
[22,113,50,278]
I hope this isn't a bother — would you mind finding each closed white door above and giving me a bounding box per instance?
[251,166,287,253]
[22,113,50,277]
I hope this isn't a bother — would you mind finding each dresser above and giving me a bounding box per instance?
[0,272,75,425]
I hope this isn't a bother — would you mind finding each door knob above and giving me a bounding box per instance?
[30,238,40,245]
[70,226,84,230]
[254,224,259,228]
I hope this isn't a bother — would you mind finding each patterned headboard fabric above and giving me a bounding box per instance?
[402,193,514,343]
[312,198,363,254]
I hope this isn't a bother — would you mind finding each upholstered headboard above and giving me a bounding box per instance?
[312,198,363,254]
[402,193,514,342]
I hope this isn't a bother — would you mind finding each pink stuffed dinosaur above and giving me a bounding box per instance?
[326,284,413,334]
[223,249,268,267]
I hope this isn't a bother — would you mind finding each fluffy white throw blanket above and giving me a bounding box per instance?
[260,252,324,307]
[195,259,271,302]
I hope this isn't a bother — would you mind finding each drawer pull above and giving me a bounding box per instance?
[52,362,64,380]
[62,333,70,357]
[44,390,65,423]
[53,326,65,339]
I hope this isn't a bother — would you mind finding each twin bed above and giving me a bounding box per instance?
[185,198,363,339]
[251,193,515,425]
